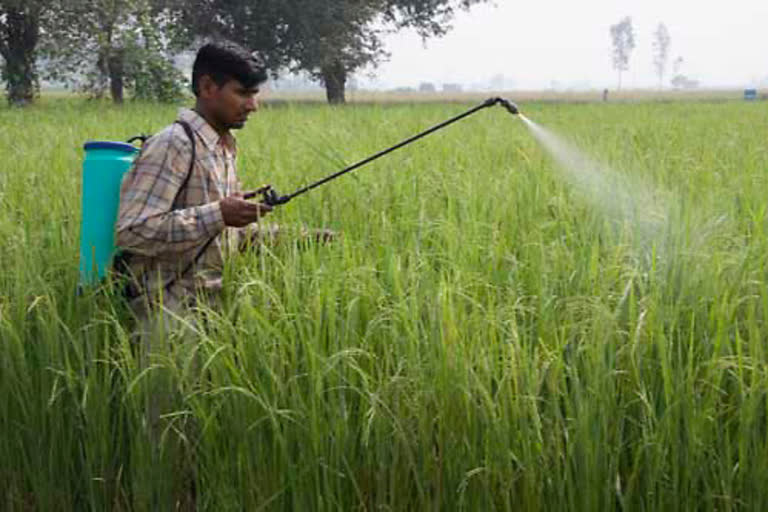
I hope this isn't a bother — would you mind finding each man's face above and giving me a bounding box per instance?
[201,76,260,130]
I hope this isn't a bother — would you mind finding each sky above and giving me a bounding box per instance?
[357,0,768,90]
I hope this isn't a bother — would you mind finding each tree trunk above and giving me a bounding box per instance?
[107,50,125,104]
[321,59,346,105]
[0,6,40,106]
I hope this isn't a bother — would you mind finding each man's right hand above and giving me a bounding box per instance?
[221,193,272,227]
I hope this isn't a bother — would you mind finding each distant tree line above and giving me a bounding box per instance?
[0,0,488,106]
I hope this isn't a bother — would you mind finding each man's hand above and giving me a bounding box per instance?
[221,193,272,227]
[299,227,339,245]
[240,225,340,253]
[312,228,338,244]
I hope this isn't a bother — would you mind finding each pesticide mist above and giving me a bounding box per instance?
[520,114,670,246]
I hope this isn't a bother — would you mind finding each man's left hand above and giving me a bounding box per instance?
[312,228,338,244]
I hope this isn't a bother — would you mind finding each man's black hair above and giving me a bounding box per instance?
[192,41,268,96]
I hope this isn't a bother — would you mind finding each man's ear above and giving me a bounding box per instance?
[198,75,219,99]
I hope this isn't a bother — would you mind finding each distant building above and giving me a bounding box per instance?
[671,75,699,90]
[488,73,515,90]
[744,89,758,100]
[419,82,436,93]
[442,83,463,93]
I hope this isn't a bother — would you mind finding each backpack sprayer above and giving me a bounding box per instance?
[242,96,519,206]
[77,97,519,288]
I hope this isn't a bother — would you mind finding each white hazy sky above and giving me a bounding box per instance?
[359,0,768,90]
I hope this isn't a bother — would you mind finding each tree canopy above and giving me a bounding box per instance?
[1,0,490,105]
[181,0,489,103]
[41,0,186,103]
[610,16,635,91]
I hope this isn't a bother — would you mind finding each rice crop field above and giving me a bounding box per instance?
[267,87,765,104]
[2,97,768,510]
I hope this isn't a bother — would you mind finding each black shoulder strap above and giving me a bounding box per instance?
[161,119,209,296]
[127,134,149,145]
[126,121,196,201]
[172,120,196,205]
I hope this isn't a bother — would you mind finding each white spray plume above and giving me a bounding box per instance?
[519,114,669,244]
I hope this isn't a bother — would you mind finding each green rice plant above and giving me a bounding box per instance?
[1,98,768,510]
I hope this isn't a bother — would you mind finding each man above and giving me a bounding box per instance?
[116,41,273,318]
[114,41,276,509]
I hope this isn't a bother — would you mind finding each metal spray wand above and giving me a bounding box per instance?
[244,97,519,206]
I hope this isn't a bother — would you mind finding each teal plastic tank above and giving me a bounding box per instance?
[78,141,139,286]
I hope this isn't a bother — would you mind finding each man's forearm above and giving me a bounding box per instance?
[116,202,225,257]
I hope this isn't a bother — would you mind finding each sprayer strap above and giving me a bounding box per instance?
[172,120,196,205]
[161,119,210,295]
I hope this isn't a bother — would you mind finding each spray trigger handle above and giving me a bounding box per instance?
[262,186,290,206]
[244,185,290,206]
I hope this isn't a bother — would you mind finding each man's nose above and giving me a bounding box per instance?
[245,95,258,112]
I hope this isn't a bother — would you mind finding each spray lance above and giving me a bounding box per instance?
[243,96,520,206]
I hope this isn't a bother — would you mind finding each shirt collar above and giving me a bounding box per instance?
[177,108,236,152]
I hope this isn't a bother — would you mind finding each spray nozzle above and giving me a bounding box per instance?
[484,96,520,115]
[485,96,520,115]
[499,99,520,115]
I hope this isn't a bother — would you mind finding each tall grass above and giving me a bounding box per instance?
[2,98,768,510]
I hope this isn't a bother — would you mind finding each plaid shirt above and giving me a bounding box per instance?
[116,108,245,303]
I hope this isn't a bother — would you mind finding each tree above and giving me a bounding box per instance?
[180,0,489,104]
[652,23,671,90]
[0,0,47,105]
[288,0,490,104]
[279,0,386,104]
[610,16,634,90]
[42,0,186,103]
